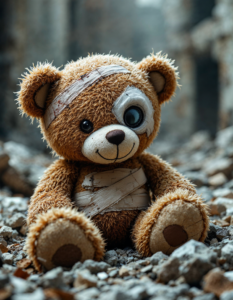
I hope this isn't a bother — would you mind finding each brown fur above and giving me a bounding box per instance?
[17,53,209,271]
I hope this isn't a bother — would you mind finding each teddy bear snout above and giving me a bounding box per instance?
[106,130,125,145]
[82,124,139,164]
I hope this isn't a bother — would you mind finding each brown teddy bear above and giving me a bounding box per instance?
[17,53,209,272]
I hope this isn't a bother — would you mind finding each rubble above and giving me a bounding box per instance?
[1,127,233,298]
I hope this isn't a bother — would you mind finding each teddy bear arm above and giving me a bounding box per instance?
[138,152,196,198]
[27,159,78,225]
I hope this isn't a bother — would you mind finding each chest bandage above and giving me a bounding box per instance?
[74,168,150,218]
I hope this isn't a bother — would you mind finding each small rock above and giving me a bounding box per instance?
[76,287,100,300]
[5,213,26,228]
[213,188,233,199]
[157,257,180,283]
[109,269,118,278]
[140,265,153,273]
[104,250,118,266]
[216,228,229,240]
[203,268,233,297]
[2,253,13,265]
[19,223,28,236]
[221,291,233,300]
[42,267,64,288]
[97,272,108,280]
[129,285,147,300]
[185,171,208,187]
[150,251,168,265]
[0,273,9,289]
[74,269,97,288]
[81,260,110,274]
[180,256,213,284]
[16,258,32,269]
[0,238,7,247]
[221,242,233,263]
[208,203,226,216]
[0,226,14,238]
[119,266,131,277]
[12,288,44,300]
[209,173,227,187]
[204,158,233,177]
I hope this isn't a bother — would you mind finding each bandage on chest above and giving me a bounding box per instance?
[74,168,150,218]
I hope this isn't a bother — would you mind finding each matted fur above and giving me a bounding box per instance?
[132,188,209,257]
[26,207,105,272]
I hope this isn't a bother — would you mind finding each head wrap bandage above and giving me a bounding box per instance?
[44,65,131,129]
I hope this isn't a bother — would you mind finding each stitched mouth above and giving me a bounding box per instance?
[96,143,135,161]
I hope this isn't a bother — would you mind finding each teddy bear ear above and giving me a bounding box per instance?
[136,53,179,104]
[17,62,61,118]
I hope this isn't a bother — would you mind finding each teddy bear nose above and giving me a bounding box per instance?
[106,130,125,145]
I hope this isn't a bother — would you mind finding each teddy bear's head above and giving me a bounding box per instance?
[17,53,178,164]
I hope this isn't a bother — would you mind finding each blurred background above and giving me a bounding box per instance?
[0,0,233,150]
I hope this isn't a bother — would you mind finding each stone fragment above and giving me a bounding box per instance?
[129,285,148,300]
[16,258,32,269]
[157,257,180,283]
[2,253,13,265]
[81,260,110,274]
[221,243,233,263]
[213,189,233,199]
[0,226,14,239]
[119,266,132,277]
[108,269,118,278]
[11,288,44,300]
[204,268,233,297]
[140,265,153,273]
[97,272,108,280]
[19,223,28,236]
[104,250,118,266]
[184,171,208,187]
[76,287,100,300]
[150,251,168,265]
[204,158,233,177]
[74,270,97,288]
[42,267,64,288]
[180,257,213,284]
[5,213,26,228]
[171,240,209,261]
[0,243,8,254]
[0,238,7,247]
[0,273,9,289]
[196,186,213,203]
[13,268,30,280]
[209,173,227,187]
[208,203,226,216]
[216,228,229,240]
[221,291,233,300]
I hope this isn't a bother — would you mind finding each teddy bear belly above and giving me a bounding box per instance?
[92,209,140,247]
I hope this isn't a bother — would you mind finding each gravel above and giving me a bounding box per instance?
[1,128,233,298]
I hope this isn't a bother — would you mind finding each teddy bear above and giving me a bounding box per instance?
[17,53,209,272]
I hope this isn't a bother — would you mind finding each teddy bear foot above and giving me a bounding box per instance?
[149,199,208,255]
[26,208,105,271]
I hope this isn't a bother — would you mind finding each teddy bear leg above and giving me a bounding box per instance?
[132,189,209,256]
[26,208,105,271]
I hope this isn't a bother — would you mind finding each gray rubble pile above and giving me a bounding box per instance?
[2,127,233,299]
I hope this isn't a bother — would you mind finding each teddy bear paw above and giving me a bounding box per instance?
[149,199,207,255]
[26,208,105,271]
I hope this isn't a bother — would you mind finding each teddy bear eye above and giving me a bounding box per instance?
[80,119,93,133]
[124,106,144,128]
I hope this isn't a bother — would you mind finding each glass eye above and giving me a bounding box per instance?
[80,119,93,133]
[124,106,143,128]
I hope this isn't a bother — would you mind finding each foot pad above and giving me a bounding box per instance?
[163,225,188,247]
[52,244,82,267]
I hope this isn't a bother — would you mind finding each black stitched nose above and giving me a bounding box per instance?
[106,130,125,145]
